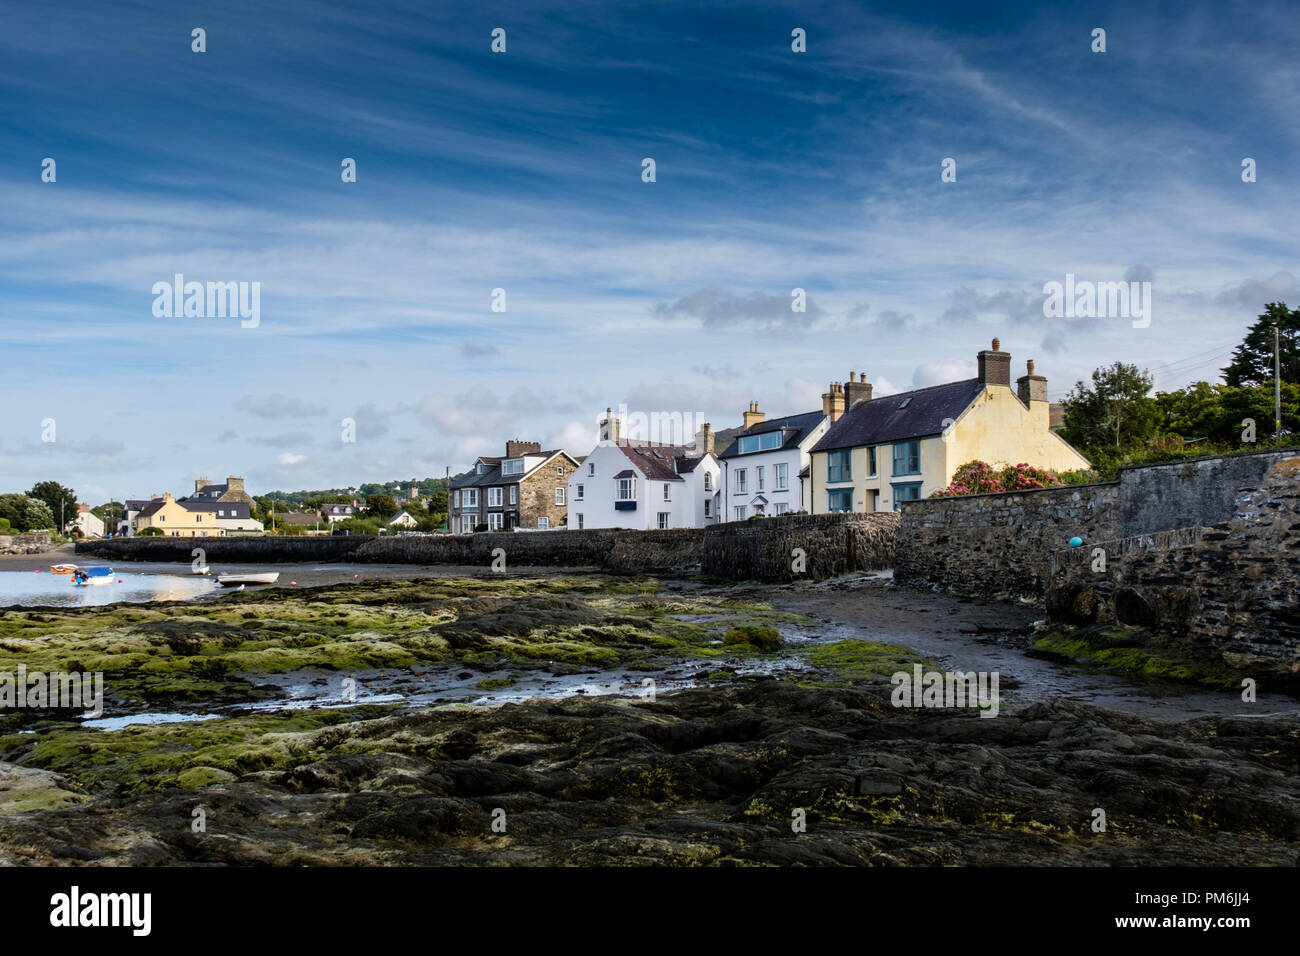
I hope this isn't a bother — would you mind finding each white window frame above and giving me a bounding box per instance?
[576,483,584,500]
[464,489,479,508]
[704,473,712,491]
[576,513,584,529]
[488,487,503,507]
[509,485,517,505]
[488,512,503,531]
[617,477,636,500]
[555,487,565,505]
[657,512,669,529]
[588,462,595,476]
[756,465,765,491]
[735,469,747,493]
[537,516,549,529]
[775,463,788,490]
[733,506,746,521]
[704,500,712,518]
[662,483,671,501]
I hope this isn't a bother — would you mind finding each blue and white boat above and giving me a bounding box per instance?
[72,567,115,587]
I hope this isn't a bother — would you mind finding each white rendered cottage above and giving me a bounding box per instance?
[716,402,831,519]
[567,410,721,530]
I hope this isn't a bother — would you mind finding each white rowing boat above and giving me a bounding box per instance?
[216,572,280,587]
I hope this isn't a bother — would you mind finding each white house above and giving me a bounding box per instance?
[717,401,831,519]
[70,503,105,538]
[567,410,721,530]
[386,510,418,529]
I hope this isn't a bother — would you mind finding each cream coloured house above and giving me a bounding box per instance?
[133,493,218,536]
[808,339,1090,513]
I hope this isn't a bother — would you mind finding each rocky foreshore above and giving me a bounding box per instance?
[2,680,1297,865]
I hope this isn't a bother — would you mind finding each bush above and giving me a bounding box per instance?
[473,523,488,533]
[930,461,1065,497]
[137,526,164,536]
[0,517,9,531]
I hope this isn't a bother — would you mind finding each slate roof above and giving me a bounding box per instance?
[135,500,165,519]
[810,379,985,453]
[123,499,151,514]
[451,450,576,490]
[279,513,319,526]
[718,410,826,459]
[615,441,712,481]
[181,500,252,518]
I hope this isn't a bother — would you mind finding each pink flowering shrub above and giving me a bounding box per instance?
[930,461,1063,498]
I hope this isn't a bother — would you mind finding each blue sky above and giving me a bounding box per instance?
[1,0,1296,502]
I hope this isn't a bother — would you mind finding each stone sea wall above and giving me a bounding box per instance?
[700,512,898,583]
[76,514,892,582]
[895,483,1120,603]
[895,447,1299,605]
[1048,456,1300,674]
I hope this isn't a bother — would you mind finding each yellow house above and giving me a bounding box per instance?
[134,493,218,536]
[807,339,1090,513]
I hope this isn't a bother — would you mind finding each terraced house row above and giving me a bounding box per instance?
[451,339,1089,532]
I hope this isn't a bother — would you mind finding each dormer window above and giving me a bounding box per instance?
[502,459,524,476]
[617,477,636,500]
[737,431,782,454]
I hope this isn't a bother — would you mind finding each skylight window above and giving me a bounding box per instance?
[898,397,912,409]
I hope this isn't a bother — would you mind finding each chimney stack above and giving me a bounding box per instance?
[195,476,210,493]
[821,383,847,423]
[845,371,873,408]
[694,422,715,455]
[977,337,1012,387]
[1017,358,1050,429]
[599,407,622,443]
[505,440,541,458]
[742,401,766,429]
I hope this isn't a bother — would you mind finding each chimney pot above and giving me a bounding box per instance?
[992,337,1001,351]
[1026,359,1035,375]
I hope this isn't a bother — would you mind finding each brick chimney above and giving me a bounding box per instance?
[821,383,846,423]
[225,475,246,497]
[195,476,210,493]
[977,337,1011,387]
[693,422,715,455]
[599,408,621,442]
[844,371,873,408]
[1017,359,1050,430]
[505,440,541,458]
[742,402,766,429]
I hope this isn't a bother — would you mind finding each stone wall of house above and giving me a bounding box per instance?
[0,531,53,555]
[895,483,1121,603]
[520,461,573,529]
[700,513,898,583]
[1047,456,1300,674]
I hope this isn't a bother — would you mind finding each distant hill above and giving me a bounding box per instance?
[260,477,449,504]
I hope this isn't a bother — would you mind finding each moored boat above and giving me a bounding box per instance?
[49,563,78,574]
[216,572,280,587]
[72,567,115,586]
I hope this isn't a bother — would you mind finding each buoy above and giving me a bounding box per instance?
[1068,536,1083,548]
[290,581,296,586]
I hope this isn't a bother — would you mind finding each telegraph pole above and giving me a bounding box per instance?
[1275,321,1283,439]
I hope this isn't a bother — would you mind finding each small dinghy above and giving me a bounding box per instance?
[216,572,280,587]
[49,563,78,574]
[72,567,115,586]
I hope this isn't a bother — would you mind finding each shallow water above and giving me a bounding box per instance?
[0,569,220,607]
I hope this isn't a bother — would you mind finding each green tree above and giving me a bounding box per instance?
[0,494,56,531]
[1061,362,1160,452]
[365,494,398,517]
[1222,302,1300,388]
[92,501,124,526]
[137,526,164,536]
[28,481,78,531]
